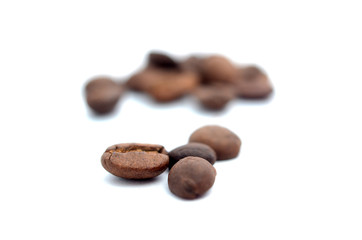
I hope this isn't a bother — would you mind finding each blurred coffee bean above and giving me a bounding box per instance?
[235,66,273,99]
[126,69,162,92]
[147,70,200,102]
[148,52,179,69]
[85,77,123,114]
[193,84,235,110]
[181,56,203,72]
[200,55,237,84]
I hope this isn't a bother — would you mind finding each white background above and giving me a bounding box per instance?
[1,0,361,239]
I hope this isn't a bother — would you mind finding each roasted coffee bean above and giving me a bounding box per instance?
[126,69,161,92]
[148,52,179,69]
[193,84,235,110]
[235,66,273,99]
[147,70,200,102]
[101,143,169,179]
[85,77,123,114]
[168,156,216,199]
[200,55,237,84]
[181,56,203,72]
[168,143,216,170]
[126,68,200,102]
[189,125,241,160]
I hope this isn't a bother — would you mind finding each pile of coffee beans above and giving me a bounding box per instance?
[85,52,273,114]
[101,125,241,199]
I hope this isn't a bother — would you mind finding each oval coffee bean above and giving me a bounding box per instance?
[168,156,216,199]
[85,77,123,114]
[193,84,235,110]
[147,70,200,102]
[168,142,217,170]
[235,66,273,99]
[189,125,241,160]
[101,143,169,179]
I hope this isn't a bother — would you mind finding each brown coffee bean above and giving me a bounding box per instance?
[235,66,273,99]
[189,125,241,160]
[168,143,216,170]
[85,77,123,114]
[126,69,161,92]
[193,84,235,110]
[168,156,216,199]
[148,52,179,69]
[101,143,169,179]
[147,70,200,102]
[181,56,203,72]
[200,55,237,84]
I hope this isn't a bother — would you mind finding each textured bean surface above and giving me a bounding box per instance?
[168,156,216,199]
[189,125,241,160]
[101,143,169,179]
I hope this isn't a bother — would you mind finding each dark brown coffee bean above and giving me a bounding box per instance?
[189,125,241,160]
[168,156,216,199]
[235,66,273,99]
[193,84,236,110]
[148,52,179,69]
[85,77,123,114]
[200,55,237,84]
[101,143,169,179]
[168,143,216,170]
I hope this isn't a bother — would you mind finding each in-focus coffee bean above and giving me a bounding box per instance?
[85,77,123,114]
[168,142,217,170]
[168,156,216,199]
[101,143,169,179]
[189,125,241,160]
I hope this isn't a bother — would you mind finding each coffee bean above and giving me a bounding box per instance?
[146,70,200,102]
[168,156,216,199]
[148,52,179,69]
[189,125,241,160]
[126,69,162,92]
[200,55,237,84]
[168,143,216,170]
[85,77,123,114]
[101,143,169,179]
[235,66,273,99]
[193,84,235,110]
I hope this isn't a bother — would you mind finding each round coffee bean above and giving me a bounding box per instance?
[101,143,169,179]
[168,156,216,199]
[189,125,241,160]
[168,143,217,170]
[85,77,123,114]
[200,55,237,84]
[235,66,273,99]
